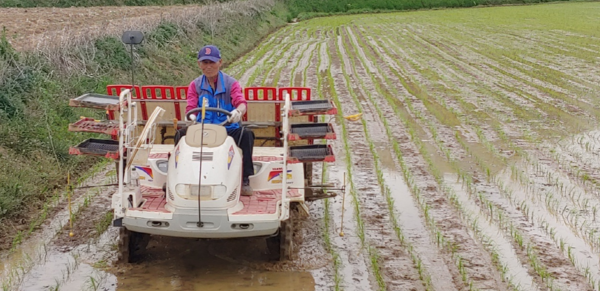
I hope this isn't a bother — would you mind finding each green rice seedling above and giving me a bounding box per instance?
[230,30,285,77]
[318,158,342,290]
[369,248,386,291]
[51,280,61,291]
[252,42,294,86]
[331,31,438,289]
[344,21,555,290]
[94,211,114,237]
[302,45,317,87]
[87,276,99,291]
[10,231,23,251]
[323,43,371,265]
[427,135,562,290]
[289,41,313,86]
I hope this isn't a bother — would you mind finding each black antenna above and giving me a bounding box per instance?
[121,31,144,92]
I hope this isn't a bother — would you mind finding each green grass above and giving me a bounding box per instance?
[284,0,577,20]
[94,211,113,237]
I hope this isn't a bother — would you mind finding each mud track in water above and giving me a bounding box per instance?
[5,2,600,291]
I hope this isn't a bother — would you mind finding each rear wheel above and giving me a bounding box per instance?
[280,214,294,260]
[266,232,280,261]
[267,206,295,261]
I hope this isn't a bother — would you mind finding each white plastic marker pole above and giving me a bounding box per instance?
[281,93,290,221]
[118,89,131,219]
[197,97,207,227]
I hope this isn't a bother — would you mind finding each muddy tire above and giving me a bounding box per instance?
[280,213,294,261]
[118,227,132,263]
[118,228,150,263]
[266,207,295,261]
[266,232,281,261]
[136,232,151,252]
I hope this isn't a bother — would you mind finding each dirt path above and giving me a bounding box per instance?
[0,5,195,51]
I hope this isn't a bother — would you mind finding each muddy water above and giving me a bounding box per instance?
[18,243,117,291]
[332,30,427,290]
[235,30,284,84]
[1,172,318,291]
[317,43,329,73]
[0,170,115,290]
[381,169,456,290]
[314,33,374,290]
[359,30,457,287]
[9,231,317,291]
[445,174,540,291]
[324,157,374,291]
[479,168,593,291]
[495,164,599,290]
[292,42,318,87]
[116,237,314,291]
[343,21,510,290]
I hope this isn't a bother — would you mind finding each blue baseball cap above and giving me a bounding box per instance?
[197,45,221,62]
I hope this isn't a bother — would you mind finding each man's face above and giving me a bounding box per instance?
[199,59,222,79]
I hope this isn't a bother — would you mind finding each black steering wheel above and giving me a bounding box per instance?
[186,107,232,126]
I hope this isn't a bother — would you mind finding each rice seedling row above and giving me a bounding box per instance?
[358,8,600,288]
[332,22,510,291]
[366,17,600,290]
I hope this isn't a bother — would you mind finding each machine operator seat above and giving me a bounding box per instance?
[185,124,227,148]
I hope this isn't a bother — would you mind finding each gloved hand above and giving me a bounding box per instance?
[187,114,197,122]
[228,109,242,123]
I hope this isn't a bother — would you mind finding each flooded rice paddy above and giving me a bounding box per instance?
[4,1,600,290]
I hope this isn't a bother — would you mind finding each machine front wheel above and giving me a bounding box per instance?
[118,227,150,263]
[117,227,132,263]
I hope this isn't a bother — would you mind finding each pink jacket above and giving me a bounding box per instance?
[185,73,246,114]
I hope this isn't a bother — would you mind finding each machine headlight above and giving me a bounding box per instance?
[175,184,227,200]
[156,160,168,173]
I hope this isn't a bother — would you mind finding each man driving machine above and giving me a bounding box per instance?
[176,45,255,196]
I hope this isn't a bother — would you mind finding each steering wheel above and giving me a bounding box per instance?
[186,107,232,126]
